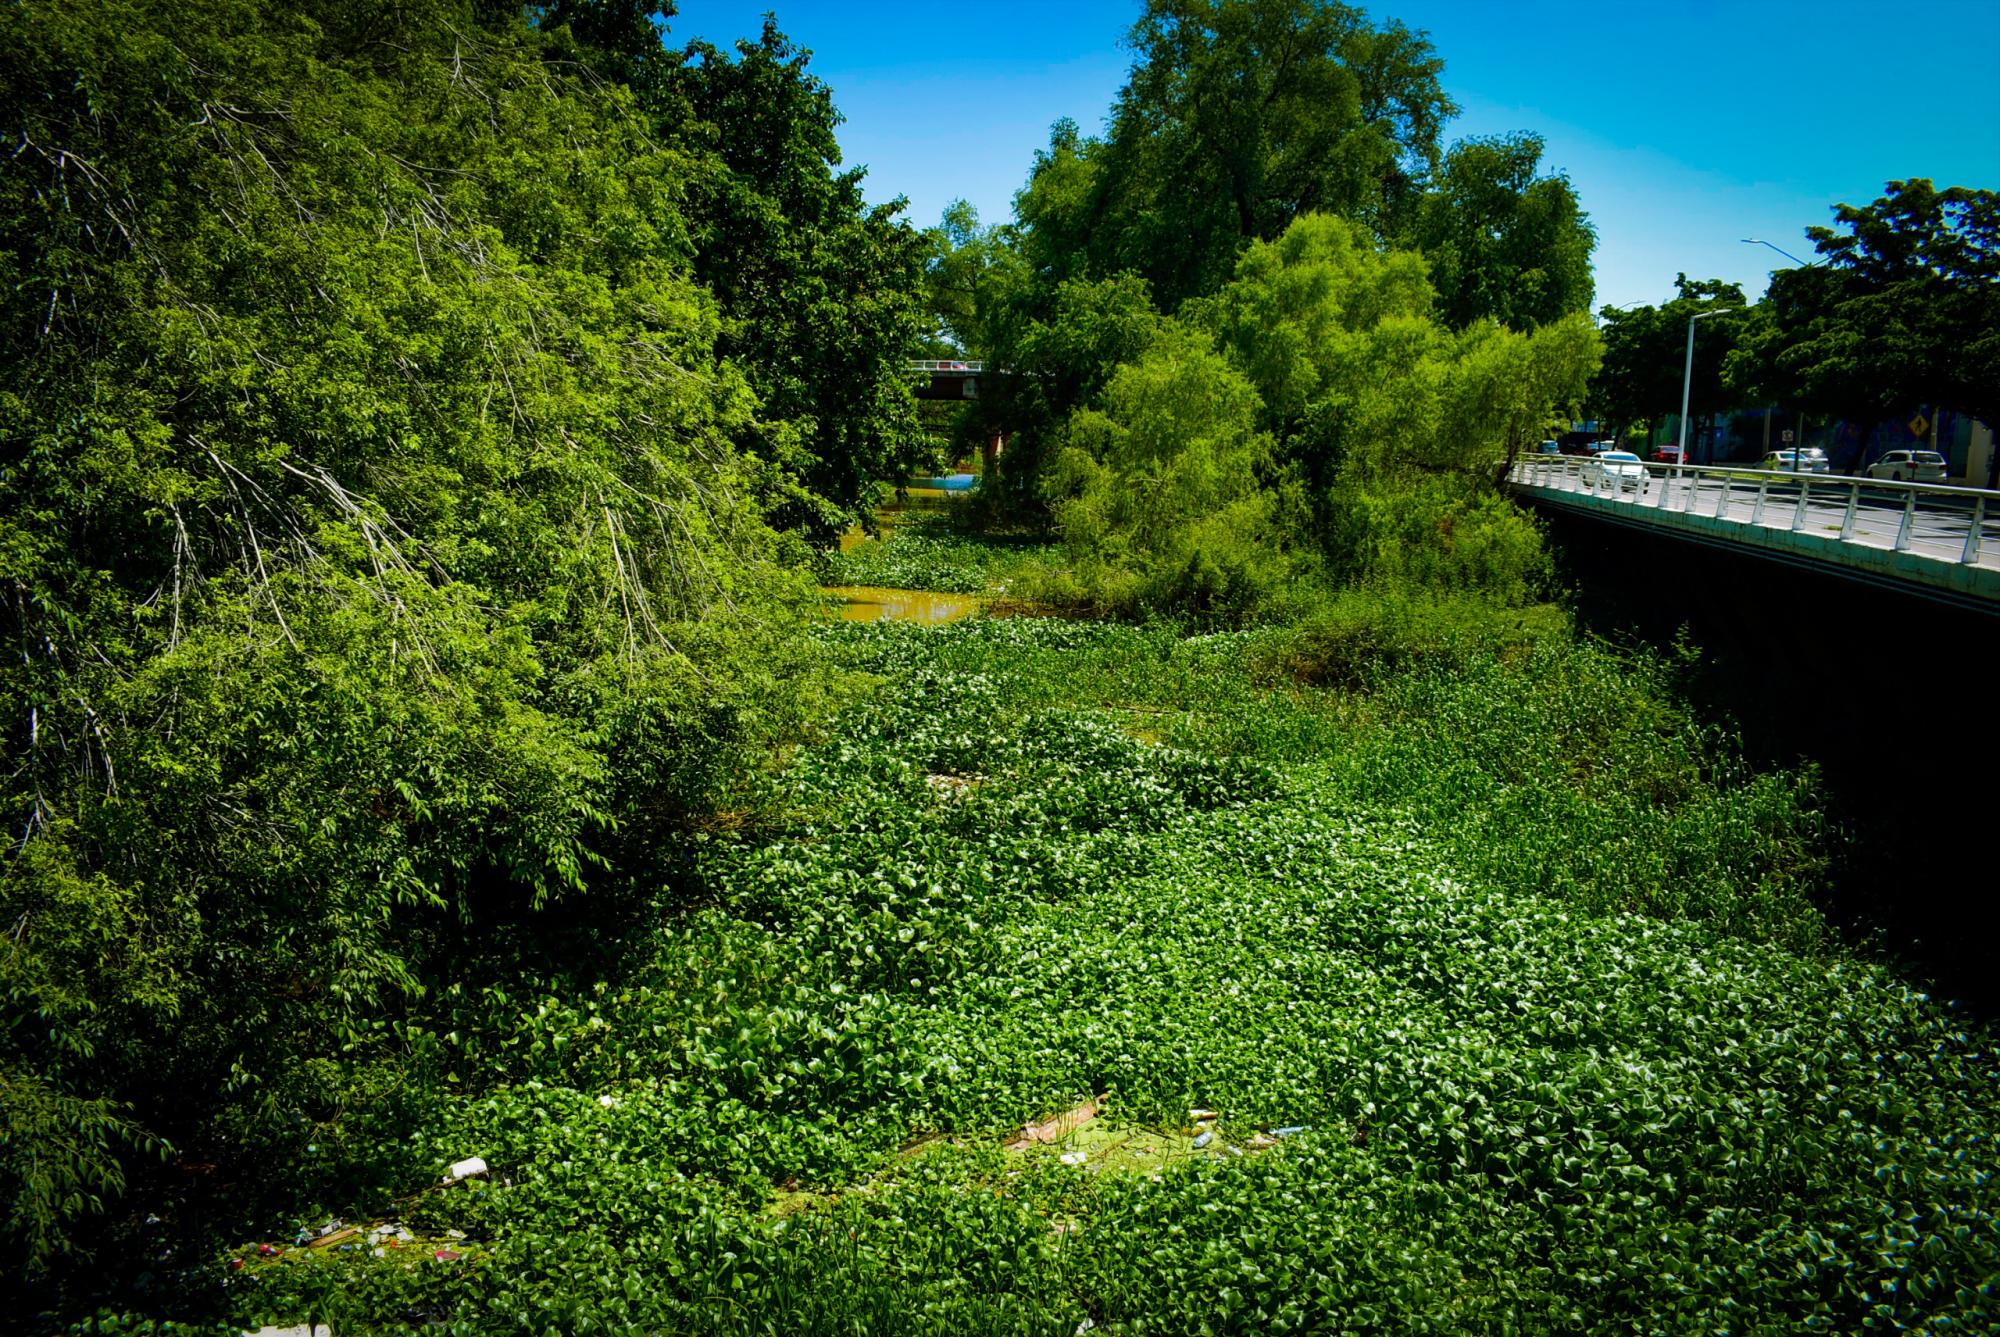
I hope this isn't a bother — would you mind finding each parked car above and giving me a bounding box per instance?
[1757,449,1830,474]
[1537,439,1561,454]
[1865,449,1947,482]
[1580,450,1647,493]
[1649,444,1684,464]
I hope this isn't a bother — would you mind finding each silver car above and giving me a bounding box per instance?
[1580,450,1647,494]
[1865,449,1947,483]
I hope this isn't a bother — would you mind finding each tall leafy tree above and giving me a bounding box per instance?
[923,199,1023,356]
[1733,180,1999,435]
[1592,276,1747,457]
[668,20,933,541]
[1019,0,1454,311]
[0,0,818,1270]
[1407,133,1595,330]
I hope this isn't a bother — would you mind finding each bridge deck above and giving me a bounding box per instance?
[1507,458,2000,611]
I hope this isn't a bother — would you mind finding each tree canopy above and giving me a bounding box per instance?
[1015,0,1455,312]
[1406,133,1595,330]
[1591,276,1748,452]
[0,0,917,1270]
[1728,180,1999,432]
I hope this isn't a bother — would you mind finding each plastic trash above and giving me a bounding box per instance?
[1272,1126,1308,1138]
[432,1248,462,1262]
[1188,1108,1218,1122]
[442,1156,488,1185]
[1058,1150,1087,1166]
[1191,1131,1213,1150]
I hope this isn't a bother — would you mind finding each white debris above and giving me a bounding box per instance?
[442,1156,488,1185]
[1058,1150,1088,1166]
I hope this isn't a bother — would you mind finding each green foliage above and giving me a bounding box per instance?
[821,515,1055,596]
[983,213,1598,617]
[974,272,1167,518]
[0,0,836,1271]
[1249,588,1569,689]
[1023,0,1454,310]
[1313,473,1549,606]
[1728,179,1999,430]
[668,19,935,541]
[0,1072,161,1273]
[90,614,1993,1334]
[1592,275,1748,447]
[1191,213,1438,436]
[923,200,1025,358]
[1041,325,1294,619]
[1406,133,1596,330]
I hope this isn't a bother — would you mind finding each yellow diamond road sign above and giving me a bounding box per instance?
[1909,413,1930,438]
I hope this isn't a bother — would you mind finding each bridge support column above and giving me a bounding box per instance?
[982,431,1006,480]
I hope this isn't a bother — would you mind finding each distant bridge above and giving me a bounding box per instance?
[910,359,986,402]
[1506,456,2000,613]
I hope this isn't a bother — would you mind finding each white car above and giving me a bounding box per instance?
[1758,449,1829,474]
[1580,450,1647,494]
[1865,450,1947,483]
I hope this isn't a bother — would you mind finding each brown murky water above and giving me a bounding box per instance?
[823,585,981,624]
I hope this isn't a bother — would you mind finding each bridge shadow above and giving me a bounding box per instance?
[1536,505,2000,1016]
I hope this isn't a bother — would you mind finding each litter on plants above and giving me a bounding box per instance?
[1003,1097,1098,1151]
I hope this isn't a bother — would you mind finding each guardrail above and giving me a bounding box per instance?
[910,359,985,372]
[1508,455,1999,572]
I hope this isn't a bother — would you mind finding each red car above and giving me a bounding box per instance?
[1649,444,1684,465]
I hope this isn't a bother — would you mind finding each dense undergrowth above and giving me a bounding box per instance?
[45,574,1996,1332]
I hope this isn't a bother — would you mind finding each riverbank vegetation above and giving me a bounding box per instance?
[5,1,1997,1331]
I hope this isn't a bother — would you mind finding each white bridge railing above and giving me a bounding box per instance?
[910,359,985,372]
[1508,455,2000,573]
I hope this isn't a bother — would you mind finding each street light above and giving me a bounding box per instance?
[1741,239,1817,470]
[1741,237,1813,268]
[1678,307,1740,468]
[1596,299,1647,326]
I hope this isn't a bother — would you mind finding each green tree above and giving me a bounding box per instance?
[1042,323,1289,617]
[1019,0,1454,312]
[0,0,819,1271]
[1407,133,1595,330]
[923,199,1023,356]
[668,19,933,541]
[1196,215,1596,480]
[1592,276,1747,458]
[1732,180,1999,436]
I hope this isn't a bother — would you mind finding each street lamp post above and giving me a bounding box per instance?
[1742,237,1811,267]
[1742,238,1816,472]
[1678,308,1740,471]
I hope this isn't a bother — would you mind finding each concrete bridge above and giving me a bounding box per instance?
[1507,456,2000,614]
[911,360,986,402]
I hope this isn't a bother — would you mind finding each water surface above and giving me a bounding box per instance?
[822,585,981,624]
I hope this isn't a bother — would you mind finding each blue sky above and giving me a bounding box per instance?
[666,0,2000,311]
